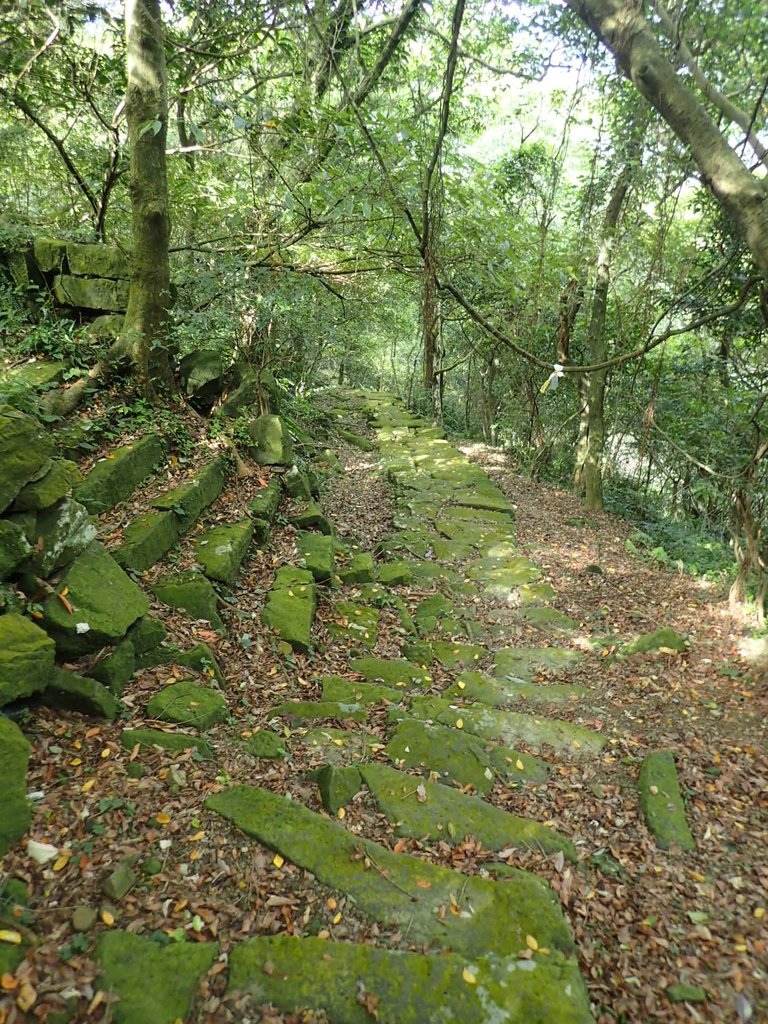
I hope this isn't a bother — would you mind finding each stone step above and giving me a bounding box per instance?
[638,750,696,850]
[74,432,165,514]
[261,566,317,651]
[206,785,577,958]
[194,518,253,584]
[228,934,595,1024]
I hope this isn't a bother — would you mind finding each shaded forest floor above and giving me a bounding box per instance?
[1,399,766,1024]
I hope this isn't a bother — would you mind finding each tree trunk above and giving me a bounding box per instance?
[564,0,768,280]
[122,0,173,397]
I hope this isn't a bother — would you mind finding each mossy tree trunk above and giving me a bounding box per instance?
[122,0,173,398]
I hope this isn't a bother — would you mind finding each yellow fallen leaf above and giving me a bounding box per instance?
[0,931,22,945]
[462,967,476,984]
[273,854,284,869]
[515,759,525,771]
[1,973,17,990]
[189,831,205,842]
[455,718,463,729]
[337,808,346,820]
[81,779,96,793]
[458,681,466,689]
[734,943,748,953]
[16,979,36,1012]
[332,912,342,925]
[52,855,69,872]
[155,812,171,825]
[327,898,337,911]
[754,907,765,919]
[101,909,115,926]
[526,934,538,951]
[100,748,111,759]
[69,758,82,767]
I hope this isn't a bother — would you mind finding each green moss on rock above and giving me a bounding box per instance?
[493,647,582,682]
[152,572,224,630]
[126,616,167,656]
[96,931,218,1024]
[623,628,687,656]
[74,434,165,514]
[322,676,402,707]
[243,731,287,759]
[120,728,213,759]
[0,716,31,856]
[42,667,118,719]
[447,670,585,708]
[152,457,227,530]
[0,406,53,514]
[22,497,98,576]
[262,568,317,652]
[0,521,32,580]
[13,459,82,511]
[271,699,366,723]
[248,478,282,521]
[385,719,496,795]
[0,613,56,706]
[315,764,362,814]
[146,681,228,731]
[195,519,253,584]
[296,531,336,582]
[113,510,179,572]
[243,415,294,465]
[638,750,696,851]
[206,784,574,957]
[339,550,375,584]
[351,656,431,690]
[88,639,136,696]
[327,601,378,646]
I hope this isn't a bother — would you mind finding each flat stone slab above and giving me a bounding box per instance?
[113,509,179,572]
[262,567,317,652]
[297,531,335,582]
[146,681,228,731]
[430,640,486,670]
[41,541,149,653]
[206,785,575,957]
[13,458,82,511]
[151,572,224,630]
[515,607,578,632]
[339,550,375,584]
[638,750,696,851]
[195,519,253,584]
[327,600,378,646]
[622,627,687,656]
[152,456,227,530]
[360,763,576,861]
[270,699,367,724]
[74,433,164,514]
[351,656,431,689]
[120,728,213,759]
[294,727,382,764]
[96,931,218,1024]
[229,935,594,1024]
[0,612,56,706]
[493,647,583,682]
[0,716,32,857]
[448,670,585,708]
[322,676,403,707]
[407,696,606,756]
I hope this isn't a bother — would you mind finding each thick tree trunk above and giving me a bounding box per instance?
[122,0,173,397]
[564,0,768,280]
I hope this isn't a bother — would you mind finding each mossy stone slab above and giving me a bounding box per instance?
[0,612,56,706]
[146,681,228,730]
[195,519,253,584]
[516,607,578,632]
[413,594,455,635]
[339,550,375,584]
[351,656,431,690]
[295,727,382,764]
[360,763,576,861]
[262,568,317,652]
[338,428,375,451]
[519,582,557,604]
[53,273,129,311]
[120,728,213,759]
[152,457,227,530]
[412,700,606,756]
[6,359,67,390]
[315,764,362,814]
[441,506,514,527]
[13,459,82,511]
[322,676,403,707]
[454,489,514,516]
[431,537,476,562]
[296,531,335,582]
[96,931,218,1024]
[623,628,687,656]
[74,433,165,514]
[0,716,31,856]
[22,497,98,575]
[430,640,486,670]
[88,639,136,695]
[290,500,333,534]
[0,406,53,514]
[666,983,707,1003]
[0,520,32,580]
[42,541,149,653]
[206,785,575,957]
[493,647,583,682]
[243,732,287,759]
[449,670,585,708]
[42,667,118,719]
[244,414,294,465]
[377,561,416,585]
[229,935,593,1024]
[467,555,541,592]
[271,699,366,724]
[152,572,224,630]
[434,518,508,547]
[638,750,696,851]
[327,601,378,646]
[66,241,131,279]
[385,719,496,795]
[248,478,282,520]
[113,510,179,572]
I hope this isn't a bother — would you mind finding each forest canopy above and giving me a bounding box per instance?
[1,0,767,616]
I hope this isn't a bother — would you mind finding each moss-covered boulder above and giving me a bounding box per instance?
[638,750,696,851]
[291,500,333,534]
[21,497,97,576]
[74,433,165,514]
[339,550,375,584]
[146,680,228,730]
[195,519,253,584]
[296,531,335,582]
[284,464,312,500]
[41,667,118,719]
[207,785,575,957]
[315,763,362,814]
[12,459,82,511]
[0,406,53,513]
[120,728,213,759]
[41,541,149,653]
[113,510,179,572]
[262,567,317,652]
[151,572,224,630]
[242,731,287,759]
[360,763,576,861]
[248,478,281,520]
[623,628,688,656]
[327,601,378,646]
[126,615,167,655]
[228,935,593,1024]
[152,457,227,530]
[66,241,131,279]
[96,931,218,1024]
[351,656,431,690]
[0,716,31,856]
[0,520,32,580]
[0,612,56,706]
[88,639,136,695]
[244,414,294,465]
[178,349,224,408]
[33,237,67,272]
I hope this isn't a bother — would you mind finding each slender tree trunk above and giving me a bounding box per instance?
[564,0,768,280]
[122,0,173,397]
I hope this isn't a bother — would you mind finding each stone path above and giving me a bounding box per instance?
[3,388,699,1023]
